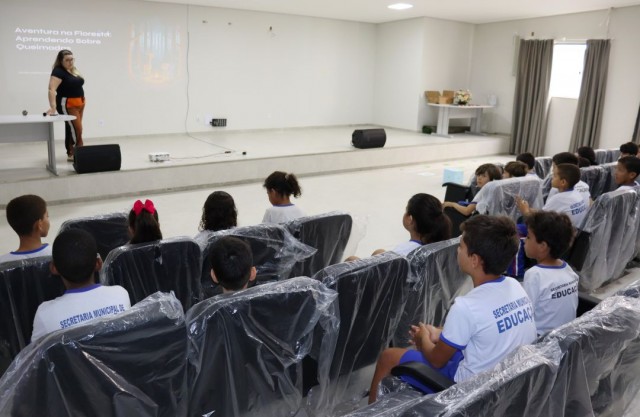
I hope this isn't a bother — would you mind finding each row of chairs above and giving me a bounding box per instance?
[345,279,640,416]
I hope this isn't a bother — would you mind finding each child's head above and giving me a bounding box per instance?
[524,211,574,261]
[620,142,639,158]
[199,191,237,232]
[209,236,256,292]
[577,146,597,166]
[6,195,49,238]
[128,199,162,244]
[475,163,502,188]
[52,229,99,285]
[577,157,591,168]
[552,163,581,191]
[458,215,519,276]
[515,152,535,171]
[552,152,579,167]
[615,156,640,186]
[263,171,302,204]
[503,161,528,178]
[404,193,452,244]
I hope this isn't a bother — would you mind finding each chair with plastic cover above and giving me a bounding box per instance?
[594,149,608,165]
[475,176,543,220]
[100,237,202,310]
[286,212,353,277]
[580,164,617,200]
[58,212,130,261]
[186,277,338,417]
[534,156,553,179]
[0,257,64,377]
[572,189,640,291]
[393,237,471,348]
[195,224,316,299]
[305,252,410,412]
[605,148,621,163]
[0,292,188,417]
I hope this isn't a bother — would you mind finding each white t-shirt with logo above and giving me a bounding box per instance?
[440,276,537,382]
[0,244,51,265]
[31,284,131,342]
[548,180,590,206]
[523,262,579,335]
[262,204,306,224]
[391,240,422,256]
[543,189,588,228]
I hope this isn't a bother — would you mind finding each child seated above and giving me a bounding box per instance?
[194,191,238,247]
[547,152,590,206]
[128,199,162,244]
[516,152,538,177]
[503,161,528,179]
[614,156,640,191]
[208,236,257,293]
[518,164,588,228]
[619,142,639,158]
[522,211,578,336]
[368,216,536,402]
[31,229,131,341]
[262,171,306,223]
[443,163,502,216]
[0,195,51,264]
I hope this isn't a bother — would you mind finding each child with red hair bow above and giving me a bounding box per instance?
[128,199,162,244]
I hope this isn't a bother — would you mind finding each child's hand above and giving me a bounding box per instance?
[424,324,441,344]
[516,196,529,214]
[409,323,433,351]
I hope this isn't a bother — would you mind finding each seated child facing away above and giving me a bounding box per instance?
[614,156,640,191]
[516,152,538,177]
[262,171,306,224]
[31,229,131,342]
[0,195,51,264]
[209,236,257,293]
[194,191,238,247]
[443,163,502,216]
[503,161,528,179]
[128,199,162,244]
[522,211,578,336]
[368,215,536,402]
[577,146,598,166]
[517,163,588,228]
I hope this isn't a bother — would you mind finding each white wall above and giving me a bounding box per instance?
[0,0,375,138]
[545,98,578,156]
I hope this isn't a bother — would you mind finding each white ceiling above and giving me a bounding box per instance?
[145,0,640,24]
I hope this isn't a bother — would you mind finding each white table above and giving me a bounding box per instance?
[0,114,75,175]
[427,104,494,138]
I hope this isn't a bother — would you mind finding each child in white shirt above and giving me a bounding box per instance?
[262,171,306,223]
[614,156,640,191]
[0,195,51,264]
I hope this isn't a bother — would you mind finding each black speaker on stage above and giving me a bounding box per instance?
[73,145,122,174]
[351,129,386,149]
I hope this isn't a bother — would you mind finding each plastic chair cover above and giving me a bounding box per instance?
[477,176,543,220]
[58,212,130,261]
[393,238,472,348]
[186,277,339,417]
[594,149,608,165]
[194,223,316,298]
[0,292,188,417]
[100,237,202,310]
[605,148,621,163]
[580,163,617,200]
[578,188,640,291]
[534,156,553,179]
[0,257,64,376]
[542,172,553,201]
[307,252,410,412]
[286,212,353,277]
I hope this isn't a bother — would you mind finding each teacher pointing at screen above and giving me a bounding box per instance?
[46,49,85,161]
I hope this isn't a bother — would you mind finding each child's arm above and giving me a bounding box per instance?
[516,196,532,216]
[410,323,457,368]
[443,201,476,216]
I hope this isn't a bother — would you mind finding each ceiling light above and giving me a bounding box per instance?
[388,3,414,10]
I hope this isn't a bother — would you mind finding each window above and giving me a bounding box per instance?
[548,43,586,99]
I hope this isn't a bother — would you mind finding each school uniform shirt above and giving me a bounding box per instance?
[548,180,590,206]
[616,181,640,191]
[543,189,588,228]
[439,276,537,382]
[523,262,579,335]
[262,204,306,224]
[526,172,540,179]
[0,244,51,264]
[471,186,489,214]
[31,284,131,342]
[391,240,422,256]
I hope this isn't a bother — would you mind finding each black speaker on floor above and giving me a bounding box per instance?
[73,144,122,174]
[352,129,386,149]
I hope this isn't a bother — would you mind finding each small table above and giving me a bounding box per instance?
[427,104,494,138]
[0,114,76,175]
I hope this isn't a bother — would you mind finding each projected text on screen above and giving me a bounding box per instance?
[15,27,112,51]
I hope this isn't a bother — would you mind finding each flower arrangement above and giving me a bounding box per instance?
[454,89,472,105]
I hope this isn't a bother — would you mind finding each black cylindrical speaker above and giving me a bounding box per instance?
[351,129,386,149]
[73,145,122,174]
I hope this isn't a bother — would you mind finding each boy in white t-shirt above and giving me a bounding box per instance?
[31,229,131,342]
[368,216,536,401]
[522,211,579,336]
[0,195,51,264]
[546,152,591,206]
[614,156,640,191]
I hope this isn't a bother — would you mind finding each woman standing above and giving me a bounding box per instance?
[46,49,85,161]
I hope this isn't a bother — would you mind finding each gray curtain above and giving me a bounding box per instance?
[633,102,640,143]
[569,39,611,151]
[510,39,554,156]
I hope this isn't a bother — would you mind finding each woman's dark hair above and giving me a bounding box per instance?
[406,193,452,244]
[577,146,598,166]
[200,191,238,232]
[263,171,302,198]
[475,163,502,181]
[128,201,162,244]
